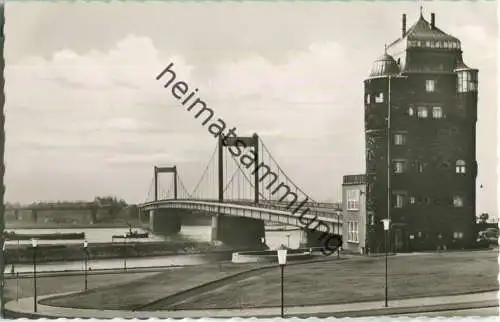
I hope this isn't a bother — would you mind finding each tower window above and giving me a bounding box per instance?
[458,71,477,93]
[453,196,464,207]
[456,160,466,173]
[394,193,406,208]
[368,212,375,225]
[366,94,371,104]
[417,106,428,118]
[409,196,416,204]
[375,92,384,103]
[432,106,443,119]
[453,232,464,239]
[393,160,406,174]
[394,133,406,145]
[408,107,414,116]
[425,80,436,92]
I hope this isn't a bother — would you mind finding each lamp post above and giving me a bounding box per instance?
[382,218,391,308]
[286,234,290,248]
[277,248,287,318]
[386,73,392,248]
[31,238,38,312]
[337,213,341,259]
[83,240,88,292]
[123,235,127,270]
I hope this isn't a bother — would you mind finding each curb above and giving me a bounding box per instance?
[300,300,499,318]
[6,296,498,319]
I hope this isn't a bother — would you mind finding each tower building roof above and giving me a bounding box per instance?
[367,12,475,77]
[454,52,476,72]
[368,52,400,78]
[393,14,460,45]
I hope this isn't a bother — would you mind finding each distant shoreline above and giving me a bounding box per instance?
[5,222,149,230]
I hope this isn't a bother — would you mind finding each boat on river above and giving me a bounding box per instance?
[112,224,149,240]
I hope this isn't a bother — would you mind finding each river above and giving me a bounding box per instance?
[3,225,303,273]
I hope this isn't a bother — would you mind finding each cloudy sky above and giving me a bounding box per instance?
[4,1,497,216]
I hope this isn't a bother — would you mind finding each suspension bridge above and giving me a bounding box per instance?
[138,134,343,250]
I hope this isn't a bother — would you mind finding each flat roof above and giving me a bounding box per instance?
[343,174,366,185]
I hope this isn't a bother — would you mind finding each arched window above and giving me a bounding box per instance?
[456,160,466,174]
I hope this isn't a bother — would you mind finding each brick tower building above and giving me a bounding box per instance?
[364,12,478,253]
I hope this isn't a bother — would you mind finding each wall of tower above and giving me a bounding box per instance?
[364,70,478,252]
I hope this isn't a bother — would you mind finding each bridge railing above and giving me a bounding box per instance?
[140,199,342,229]
[149,198,341,210]
[140,198,343,223]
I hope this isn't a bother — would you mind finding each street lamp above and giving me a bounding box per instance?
[31,238,38,312]
[83,240,88,292]
[382,218,391,308]
[277,248,287,318]
[337,213,341,259]
[122,234,128,270]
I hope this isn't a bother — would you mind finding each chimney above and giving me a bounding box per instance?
[402,14,407,37]
[431,13,435,28]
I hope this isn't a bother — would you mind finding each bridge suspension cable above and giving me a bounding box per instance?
[190,143,218,199]
[176,171,191,199]
[226,151,268,202]
[145,176,154,202]
[259,137,317,203]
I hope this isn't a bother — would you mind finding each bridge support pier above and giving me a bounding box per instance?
[300,229,341,252]
[149,209,182,234]
[90,208,98,224]
[212,216,265,249]
[30,210,38,223]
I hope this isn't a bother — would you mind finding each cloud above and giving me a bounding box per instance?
[5,33,369,202]
[6,15,496,210]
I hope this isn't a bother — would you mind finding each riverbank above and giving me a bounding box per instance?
[4,231,85,241]
[4,241,237,264]
[5,221,149,230]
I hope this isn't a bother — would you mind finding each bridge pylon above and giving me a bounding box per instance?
[218,133,259,204]
[154,165,178,201]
